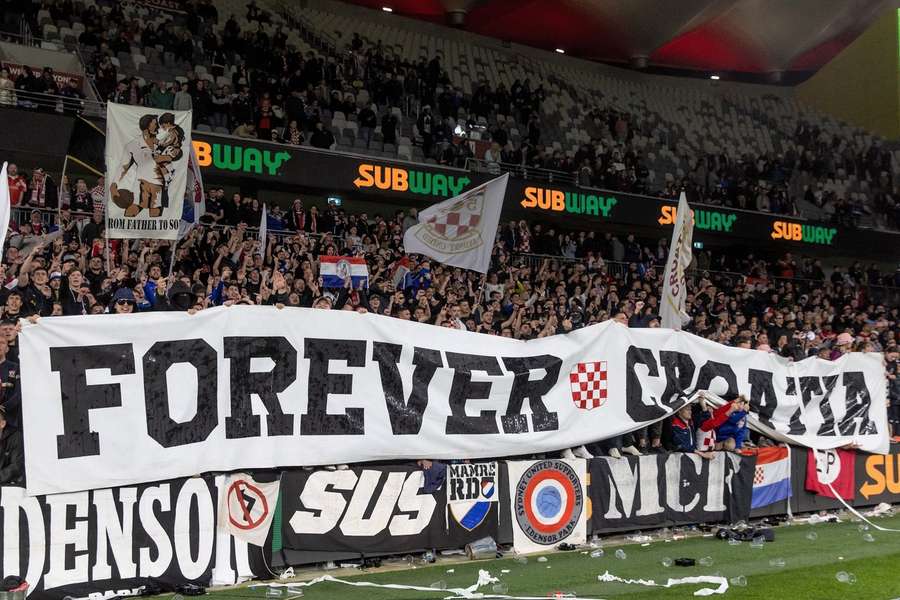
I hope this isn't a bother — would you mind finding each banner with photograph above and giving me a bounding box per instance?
[18,307,889,495]
[104,103,192,239]
[0,476,259,600]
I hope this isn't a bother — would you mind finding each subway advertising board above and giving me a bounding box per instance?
[191,133,897,257]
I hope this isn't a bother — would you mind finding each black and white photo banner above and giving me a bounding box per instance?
[0,477,259,600]
[105,103,192,239]
[19,307,889,495]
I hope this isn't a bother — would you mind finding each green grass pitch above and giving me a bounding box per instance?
[214,513,900,599]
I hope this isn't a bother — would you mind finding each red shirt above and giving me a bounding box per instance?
[7,175,26,206]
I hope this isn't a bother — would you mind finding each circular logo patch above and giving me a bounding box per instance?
[814,449,841,485]
[514,460,583,545]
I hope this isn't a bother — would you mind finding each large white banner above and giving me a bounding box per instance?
[105,103,192,239]
[19,307,889,495]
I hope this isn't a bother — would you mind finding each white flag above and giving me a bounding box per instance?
[105,103,193,240]
[186,143,205,225]
[217,473,280,546]
[403,173,508,273]
[660,192,694,330]
[259,204,267,257]
[0,163,10,257]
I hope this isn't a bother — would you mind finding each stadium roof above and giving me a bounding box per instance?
[341,0,889,76]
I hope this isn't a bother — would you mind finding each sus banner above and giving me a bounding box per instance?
[19,306,888,495]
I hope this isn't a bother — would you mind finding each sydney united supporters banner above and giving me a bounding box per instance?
[280,465,498,553]
[105,103,192,240]
[590,452,754,531]
[19,307,889,495]
[0,477,260,600]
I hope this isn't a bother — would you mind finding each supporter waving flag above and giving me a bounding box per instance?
[403,173,508,273]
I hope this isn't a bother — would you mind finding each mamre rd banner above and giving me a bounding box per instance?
[19,307,889,495]
[105,103,192,239]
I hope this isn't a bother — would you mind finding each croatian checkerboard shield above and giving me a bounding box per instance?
[569,361,608,410]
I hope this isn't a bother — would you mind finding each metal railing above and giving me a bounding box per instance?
[466,158,576,186]
[0,87,103,118]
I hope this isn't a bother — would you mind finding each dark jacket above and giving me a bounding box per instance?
[0,426,24,486]
[670,416,695,452]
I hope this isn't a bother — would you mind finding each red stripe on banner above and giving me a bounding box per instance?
[755,446,789,465]
[319,256,367,265]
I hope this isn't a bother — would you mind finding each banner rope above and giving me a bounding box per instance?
[823,483,900,532]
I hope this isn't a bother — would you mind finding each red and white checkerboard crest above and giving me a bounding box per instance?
[569,361,608,410]
[424,189,484,241]
[754,467,765,485]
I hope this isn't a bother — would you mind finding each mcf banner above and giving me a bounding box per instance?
[19,308,889,496]
[105,103,192,240]
[508,459,587,554]
[218,473,280,546]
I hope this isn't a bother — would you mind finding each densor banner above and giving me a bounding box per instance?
[19,307,888,495]
[0,477,259,600]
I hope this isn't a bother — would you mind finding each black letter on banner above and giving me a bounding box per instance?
[372,343,440,435]
[501,355,561,433]
[625,346,665,421]
[224,336,297,438]
[695,361,738,398]
[50,344,135,459]
[838,372,877,435]
[445,353,502,434]
[747,369,778,428]
[301,339,365,435]
[143,339,218,447]
[816,375,839,436]
[785,377,806,435]
[659,351,695,408]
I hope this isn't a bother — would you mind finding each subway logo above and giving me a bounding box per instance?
[771,221,837,245]
[658,206,736,232]
[353,164,471,198]
[520,187,617,217]
[192,140,292,176]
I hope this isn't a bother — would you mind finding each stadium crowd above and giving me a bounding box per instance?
[4,0,900,230]
[1,0,899,486]
[0,162,899,483]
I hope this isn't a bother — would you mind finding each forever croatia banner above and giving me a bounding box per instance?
[19,307,889,495]
[105,103,193,240]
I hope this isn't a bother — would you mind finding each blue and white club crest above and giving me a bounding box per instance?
[450,479,496,530]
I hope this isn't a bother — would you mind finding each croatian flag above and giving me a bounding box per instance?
[320,255,369,288]
[751,446,792,510]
